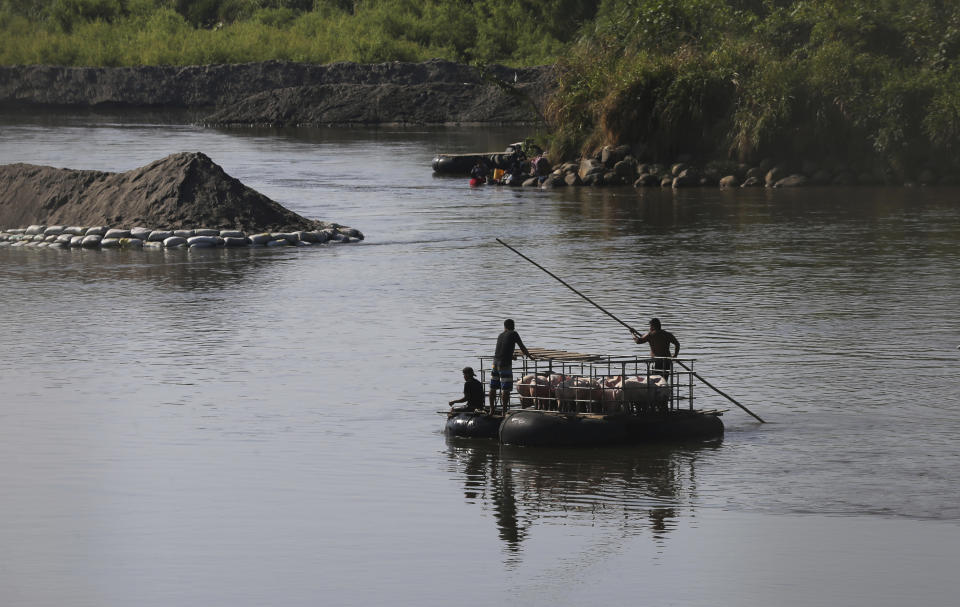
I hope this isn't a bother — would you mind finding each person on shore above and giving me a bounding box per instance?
[490,319,534,415]
[531,154,551,184]
[631,318,680,379]
[503,155,524,186]
[449,367,485,412]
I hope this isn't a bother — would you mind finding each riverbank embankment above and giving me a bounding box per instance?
[0,60,554,126]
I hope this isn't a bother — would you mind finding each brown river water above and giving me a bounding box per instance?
[1,112,958,606]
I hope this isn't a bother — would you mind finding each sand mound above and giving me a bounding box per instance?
[0,152,326,232]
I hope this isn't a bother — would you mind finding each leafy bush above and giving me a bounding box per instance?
[548,0,960,174]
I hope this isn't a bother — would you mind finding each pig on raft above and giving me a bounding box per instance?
[516,373,670,414]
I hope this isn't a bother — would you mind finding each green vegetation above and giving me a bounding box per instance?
[546,0,960,174]
[3,1,960,173]
[0,0,597,66]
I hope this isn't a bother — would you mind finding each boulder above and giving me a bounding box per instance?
[600,145,626,166]
[578,158,605,180]
[740,176,763,187]
[634,174,661,187]
[613,159,636,180]
[672,168,700,188]
[719,175,740,188]
[541,174,565,188]
[773,174,809,188]
[603,171,624,186]
[765,165,789,186]
[582,172,602,186]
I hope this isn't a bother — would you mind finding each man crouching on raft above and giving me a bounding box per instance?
[490,319,534,416]
[631,317,679,379]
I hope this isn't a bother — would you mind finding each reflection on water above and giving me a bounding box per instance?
[2,112,960,606]
[0,243,347,291]
[444,437,722,557]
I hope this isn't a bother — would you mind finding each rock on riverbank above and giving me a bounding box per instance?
[0,152,349,233]
[0,60,554,125]
[522,145,955,189]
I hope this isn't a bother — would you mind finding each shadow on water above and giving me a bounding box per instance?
[443,437,723,558]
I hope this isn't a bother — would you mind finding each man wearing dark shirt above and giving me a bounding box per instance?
[632,317,680,379]
[490,319,534,415]
[449,367,485,411]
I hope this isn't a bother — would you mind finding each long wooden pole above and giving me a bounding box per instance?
[673,360,766,423]
[496,238,767,423]
[495,238,639,334]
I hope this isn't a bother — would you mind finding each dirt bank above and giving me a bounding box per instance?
[0,152,336,232]
[0,60,554,125]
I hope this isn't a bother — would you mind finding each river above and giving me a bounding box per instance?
[1,111,959,606]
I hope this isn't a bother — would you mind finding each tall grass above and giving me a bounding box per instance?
[0,0,597,66]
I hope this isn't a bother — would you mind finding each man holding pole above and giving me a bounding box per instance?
[490,319,534,416]
[632,318,680,379]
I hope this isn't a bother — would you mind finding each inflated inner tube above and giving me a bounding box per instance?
[445,411,501,439]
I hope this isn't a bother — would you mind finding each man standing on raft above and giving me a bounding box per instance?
[490,319,534,416]
[631,318,680,379]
